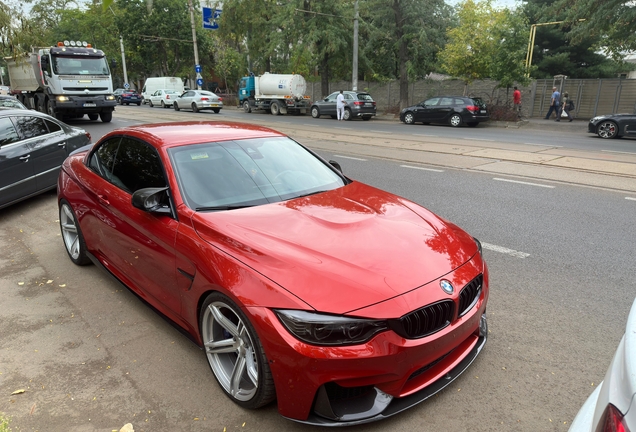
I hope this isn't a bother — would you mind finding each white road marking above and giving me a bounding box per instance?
[303,124,315,126]
[523,142,562,148]
[626,197,636,201]
[482,242,530,258]
[333,155,367,161]
[493,178,555,188]
[334,127,348,130]
[400,165,445,172]
[602,149,636,155]
[369,130,390,133]
[471,138,494,142]
[412,134,438,137]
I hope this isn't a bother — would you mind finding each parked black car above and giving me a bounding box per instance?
[400,96,489,127]
[0,109,91,210]
[588,113,636,139]
[311,91,376,121]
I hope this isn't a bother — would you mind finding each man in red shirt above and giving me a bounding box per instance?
[513,86,521,117]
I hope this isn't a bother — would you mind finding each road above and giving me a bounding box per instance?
[1,106,635,432]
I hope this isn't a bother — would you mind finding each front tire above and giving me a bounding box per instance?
[243,100,252,113]
[597,121,618,139]
[311,106,320,118]
[59,200,91,266]
[192,102,199,113]
[99,111,112,123]
[200,293,275,409]
[149,100,154,107]
[174,102,180,111]
[403,112,415,124]
[449,113,462,127]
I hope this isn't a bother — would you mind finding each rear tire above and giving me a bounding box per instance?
[343,108,352,121]
[161,101,166,108]
[212,108,220,114]
[449,114,462,127]
[362,116,372,121]
[88,114,99,121]
[270,101,281,115]
[311,106,320,118]
[467,122,479,127]
[192,102,199,113]
[59,200,91,266]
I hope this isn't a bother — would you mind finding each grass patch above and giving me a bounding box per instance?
[0,413,11,432]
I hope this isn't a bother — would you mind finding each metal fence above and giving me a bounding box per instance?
[304,77,636,118]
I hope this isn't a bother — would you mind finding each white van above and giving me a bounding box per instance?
[141,77,184,104]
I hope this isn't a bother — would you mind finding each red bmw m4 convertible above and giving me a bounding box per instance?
[57,121,489,425]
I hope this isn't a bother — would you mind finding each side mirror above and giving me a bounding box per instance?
[329,160,343,173]
[324,97,329,102]
[131,187,171,215]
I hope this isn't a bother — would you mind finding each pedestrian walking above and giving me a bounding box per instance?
[556,91,573,122]
[336,90,346,121]
[544,87,560,119]
[513,86,522,118]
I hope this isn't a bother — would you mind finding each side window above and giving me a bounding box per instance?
[45,119,62,133]
[439,97,454,106]
[344,94,353,100]
[111,137,166,193]
[454,98,466,106]
[326,93,338,101]
[14,116,49,139]
[424,98,440,106]
[89,138,121,185]
[0,117,20,147]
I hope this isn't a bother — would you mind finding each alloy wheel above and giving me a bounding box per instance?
[597,121,618,139]
[60,203,81,260]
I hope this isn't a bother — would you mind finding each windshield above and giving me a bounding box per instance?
[52,55,110,76]
[169,137,345,211]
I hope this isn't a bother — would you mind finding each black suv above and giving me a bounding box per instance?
[400,96,489,127]
[311,91,377,121]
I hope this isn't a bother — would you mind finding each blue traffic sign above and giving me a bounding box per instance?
[124,82,130,89]
[202,7,221,30]
[196,78,204,87]
[195,64,201,73]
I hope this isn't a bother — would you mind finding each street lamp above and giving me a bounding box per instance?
[187,0,202,89]
[525,19,585,77]
[352,0,359,91]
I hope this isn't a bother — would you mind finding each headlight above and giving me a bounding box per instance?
[56,96,70,102]
[275,310,388,346]
[590,116,606,122]
[106,95,116,101]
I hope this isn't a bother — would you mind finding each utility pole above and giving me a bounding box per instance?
[119,36,128,87]
[188,0,202,90]
[352,0,359,91]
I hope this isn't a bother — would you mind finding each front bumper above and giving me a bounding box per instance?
[52,94,117,113]
[249,265,489,425]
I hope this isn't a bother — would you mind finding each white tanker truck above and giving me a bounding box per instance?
[238,72,310,115]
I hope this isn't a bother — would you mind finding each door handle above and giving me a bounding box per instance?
[58,142,67,148]
[19,155,30,161]
[97,194,110,205]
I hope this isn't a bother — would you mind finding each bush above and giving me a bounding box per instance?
[487,104,520,121]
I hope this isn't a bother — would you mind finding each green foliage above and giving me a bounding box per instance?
[439,0,529,87]
[0,413,10,432]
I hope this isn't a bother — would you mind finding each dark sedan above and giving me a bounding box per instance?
[118,90,142,106]
[0,109,91,210]
[311,91,376,121]
[588,113,636,139]
[400,96,489,127]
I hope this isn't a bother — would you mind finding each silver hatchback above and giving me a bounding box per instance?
[173,90,223,113]
[311,91,376,121]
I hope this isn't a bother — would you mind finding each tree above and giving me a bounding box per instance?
[365,0,452,110]
[552,0,636,59]
[439,0,529,91]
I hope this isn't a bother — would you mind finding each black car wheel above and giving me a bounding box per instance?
[311,106,320,118]
[467,122,479,127]
[174,102,180,111]
[200,292,275,409]
[362,116,372,121]
[192,102,199,113]
[449,114,462,127]
[88,114,99,121]
[343,108,352,121]
[149,100,154,108]
[161,101,166,108]
[212,108,220,114]
[403,112,415,125]
[597,121,618,139]
[100,111,112,123]
[243,101,251,113]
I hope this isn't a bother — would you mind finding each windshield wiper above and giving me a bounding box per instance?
[195,205,254,212]
[292,190,329,199]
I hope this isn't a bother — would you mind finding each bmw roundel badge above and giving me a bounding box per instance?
[440,280,454,295]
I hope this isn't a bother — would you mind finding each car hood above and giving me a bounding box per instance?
[192,182,478,314]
